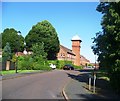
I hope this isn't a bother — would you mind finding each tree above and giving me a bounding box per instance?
[3,42,12,60]
[2,42,12,70]
[31,43,47,60]
[2,28,24,53]
[92,2,120,93]
[25,20,60,60]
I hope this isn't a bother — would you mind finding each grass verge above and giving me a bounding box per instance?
[1,70,43,75]
[94,69,110,81]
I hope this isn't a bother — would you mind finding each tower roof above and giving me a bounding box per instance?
[71,35,82,41]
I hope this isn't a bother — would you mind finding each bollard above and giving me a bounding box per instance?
[93,74,96,93]
[89,75,92,90]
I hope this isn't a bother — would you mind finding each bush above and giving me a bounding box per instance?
[73,65,83,70]
[88,64,93,66]
[18,55,34,70]
[18,55,51,70]
[109,60,120,94]
[33,62,51,70]
[109,70,120,94]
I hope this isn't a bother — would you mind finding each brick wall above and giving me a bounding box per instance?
[72,40,81,66]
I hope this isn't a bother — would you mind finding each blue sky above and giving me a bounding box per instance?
[2,2,102,63]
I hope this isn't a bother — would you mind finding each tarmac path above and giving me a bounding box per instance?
[2,70,78,99]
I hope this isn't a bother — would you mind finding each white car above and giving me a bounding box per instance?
[84,66,94,70]
[49,63,56,70]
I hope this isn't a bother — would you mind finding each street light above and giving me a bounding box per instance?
[15,31,21,73]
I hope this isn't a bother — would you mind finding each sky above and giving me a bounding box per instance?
[1,2,102,63]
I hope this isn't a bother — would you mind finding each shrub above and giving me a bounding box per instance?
[109,70,120,94]
[33,64,51,70]
[18,55,34,70]
[32,60,51,70]
[109,60,120,94]
[73,65,83,70]
[88,64,93,66]
[18,55,51,70]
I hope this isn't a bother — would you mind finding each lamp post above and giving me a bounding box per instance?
[16,31,21,73]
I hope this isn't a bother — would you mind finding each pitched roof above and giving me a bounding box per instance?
[15,52,24,56]
[60,45,90,62]
[80,55,90,62]
[60,45,76,56]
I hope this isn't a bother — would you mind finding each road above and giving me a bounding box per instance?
[2,70,79,99]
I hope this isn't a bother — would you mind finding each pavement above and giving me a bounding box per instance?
[62,71,120,101]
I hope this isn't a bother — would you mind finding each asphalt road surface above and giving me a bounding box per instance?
[2,70,79,99]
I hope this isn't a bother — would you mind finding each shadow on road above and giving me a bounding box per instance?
[67,72,89,84]
[66,69,120,100]
[74,93,119,101]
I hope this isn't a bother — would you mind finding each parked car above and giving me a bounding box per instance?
[49,63,56,70]
[83,66,94,70]
[63,64,74,70]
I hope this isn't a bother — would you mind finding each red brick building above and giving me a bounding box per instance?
[80,55,90,66]
[57,35,90,66]
[71,35,82,66]
[57,45,76,63]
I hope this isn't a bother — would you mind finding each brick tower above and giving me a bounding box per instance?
[71,35,82,66]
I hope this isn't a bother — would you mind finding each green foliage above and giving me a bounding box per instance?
[48,60,73,69]
[92,2,120,68]
[3,42,12,61]
[0,58,2,62]
[2,28,24,53]
[32,62,51,70]
[88,64,93,66]
[92,2,120,93]
[18,42,51,70]
[2,70,42,75]
[18,55,34,70]
[31,43,47,59]
[73,65,83,70]
[11,55,17,63]
[109,71,120,93]
[18,55,51,70]
[25,20,60,60]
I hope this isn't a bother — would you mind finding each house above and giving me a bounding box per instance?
[80,55,90,66]
[15,49,32,57]
[57,45,90,66]
[57,35,90,66]
[15,52,25,56]
[57,45,76,63]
